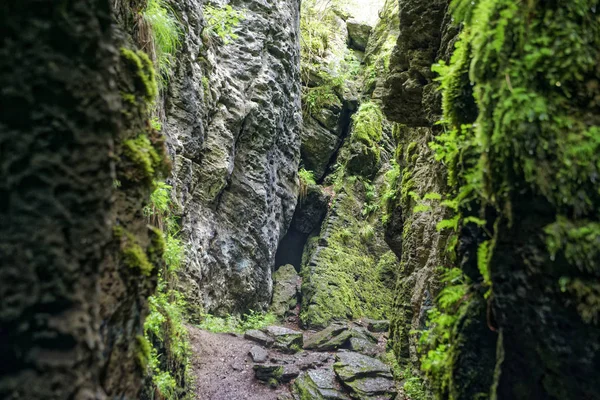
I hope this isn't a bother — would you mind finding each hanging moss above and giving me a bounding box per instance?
[422,0,600,398]
[115,226,156,276]
[120,47,159,102]
[123,133,167,183]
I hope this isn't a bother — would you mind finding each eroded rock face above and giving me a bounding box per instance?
[382,0,456,126]
[380,0,457,367]
[165,0,303,314]
[271,264,301,318]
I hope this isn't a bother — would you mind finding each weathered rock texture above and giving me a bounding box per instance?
[380,0,456,367]
[297,1,402,329]
[0,1,167,398]
[165,0,302,315]
[427,1,600,398]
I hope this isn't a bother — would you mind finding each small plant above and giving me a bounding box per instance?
[298,168,316,200]
[142,182,194,399]
[143,0,182,83]
[198,310,277,333]
[203,4,246,44]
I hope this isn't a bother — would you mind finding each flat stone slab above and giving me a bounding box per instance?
[249,345,268,363]
[292,368,351,400]
[334,352,396,399]
[348,337,379,357]
[245,329,275,347]
[333,352,393,381]
[304,323,351,351]
[263,326,303,353]
[344,376,396,399]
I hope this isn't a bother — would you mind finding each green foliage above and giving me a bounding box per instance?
[203,4,246,44]
[302,84,341,117]
[143,183,194,399]
[413,204,432,214]
[298,168,316,186]
[198,310,277,333]
[144,0,181,82]
[419,268,469,397]
[299,0,337,76]
[558,277,600,325]
[422,0,600,397]
[114,226,156,276]
[151,117,162,131]
[402,368,432,400]
[298,168,316,200]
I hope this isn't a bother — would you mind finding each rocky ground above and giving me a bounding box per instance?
[189,320,406,399]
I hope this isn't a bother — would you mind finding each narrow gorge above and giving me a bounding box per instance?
[1,0,599,399]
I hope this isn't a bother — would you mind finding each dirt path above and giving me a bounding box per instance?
[188,325,290,400]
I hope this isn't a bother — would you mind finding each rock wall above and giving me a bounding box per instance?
[165,0,302,315]
[384,0,600,399]
[429,1,600,398]
[379,0,456,367]
[0,1,168,398]
[296,0,399,329]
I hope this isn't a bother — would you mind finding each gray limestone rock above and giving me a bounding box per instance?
[333,352,393,381]
[301,117,342,181]
[249,345,269,363]
[346,18,373,51]
[164,0,303,315]
[365,319,390,333]
[347,337,379,357]
[333,352,396,399]
[245,330,275,347]
[270,264,301,318]
[264,326,304,353]
[304,323,350,351]
[292,369,351,400]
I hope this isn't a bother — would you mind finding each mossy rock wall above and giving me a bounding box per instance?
[384,0,600,398]
[300,177,398,328]
[0,0,167,398]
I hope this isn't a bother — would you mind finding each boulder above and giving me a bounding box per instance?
[244,329,275,347]
[347,337,379,357]
[254,364,284,387]
[296,352,333,370]
[301,117,342,181]
[271,265,301,318]
[292,369,351,400]
[264,326,303,353]
[343,376,396,399]
[334,352,393,381]
[333,352,396,399]
[345,142,380,178]
[304,323,351,351]
[365,319,390,333]
[346,19,372,51]
[249,345,269,363]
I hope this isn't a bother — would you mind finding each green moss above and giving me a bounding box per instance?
[115,226,155,276]
[136,335,152,371]
[148,225,166,258]
[120,47,158,102]
[300,179,394,328]
[123,134,165,182]
[423,0,600,397]
[351,102,384,147]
